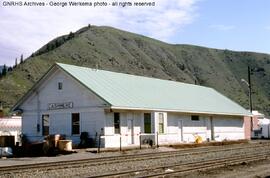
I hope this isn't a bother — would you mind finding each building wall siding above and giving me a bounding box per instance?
[21,112,41,141]
[103,111,246,148]
[212,116,244,141]
[159,113,244,144]
[104,112,142,147]
[21,70,108,112]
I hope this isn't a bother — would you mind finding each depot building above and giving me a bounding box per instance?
[12,63,251,147]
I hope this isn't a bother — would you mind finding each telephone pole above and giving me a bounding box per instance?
[241,66,253,113]
[248,66,253,113]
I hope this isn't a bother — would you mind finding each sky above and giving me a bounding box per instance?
[0,0,270,66]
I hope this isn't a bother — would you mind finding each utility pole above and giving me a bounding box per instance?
[241,66,253,113]
[241,66,253,133]
[248,66,253,113]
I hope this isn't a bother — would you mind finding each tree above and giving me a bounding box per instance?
[2,64,7,76]
[67,32,75,40]
[46,44,50,51]
[14,58,18,68]
[55,40,60,48]
[20,54,24,64]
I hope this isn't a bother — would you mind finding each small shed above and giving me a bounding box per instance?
[258,118,270,138]
[252,111,270,138]
[0,116,22,144]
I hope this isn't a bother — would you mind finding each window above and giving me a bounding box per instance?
[158,113,164,134]
[144,113,151,133]
[114,113,120,134]
[42,114,49,136]
[72,113,80,135]
[58,82,63,90]
[191,115,199,121]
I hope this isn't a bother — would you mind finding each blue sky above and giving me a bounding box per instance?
[0,0,270,66]
[175,0,270,53]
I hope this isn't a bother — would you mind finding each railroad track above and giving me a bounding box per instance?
[90,151,270,177]
[1,142,270,176]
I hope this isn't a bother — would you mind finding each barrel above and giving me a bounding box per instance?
[46,134,61,148]
[58,140,72,151]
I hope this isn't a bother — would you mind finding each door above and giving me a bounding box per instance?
[210,117,214,140]
[127,119,134,144]
[178,120,183,142]
[267,125,270,138]
[42,114,50,136]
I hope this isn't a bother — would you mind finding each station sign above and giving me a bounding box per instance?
[48,102,73,110]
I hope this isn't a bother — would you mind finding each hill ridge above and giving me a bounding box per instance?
[0,25,270,116]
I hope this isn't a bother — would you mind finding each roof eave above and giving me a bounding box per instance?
[110,106,252,117]
[12,63,113,112]
[11,63,59,112]
[57,63,112,107]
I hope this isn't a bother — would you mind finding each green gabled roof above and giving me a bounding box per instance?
[57,63,250,116]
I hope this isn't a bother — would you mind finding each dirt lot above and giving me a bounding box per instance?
[186,159,270,178]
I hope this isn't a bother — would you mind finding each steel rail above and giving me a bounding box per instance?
[145,154,269,177]
[91,152,270,178]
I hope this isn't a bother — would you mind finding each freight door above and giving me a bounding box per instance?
[127,119,134,144]
[178,120,183,142]
[210,117,214,140]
